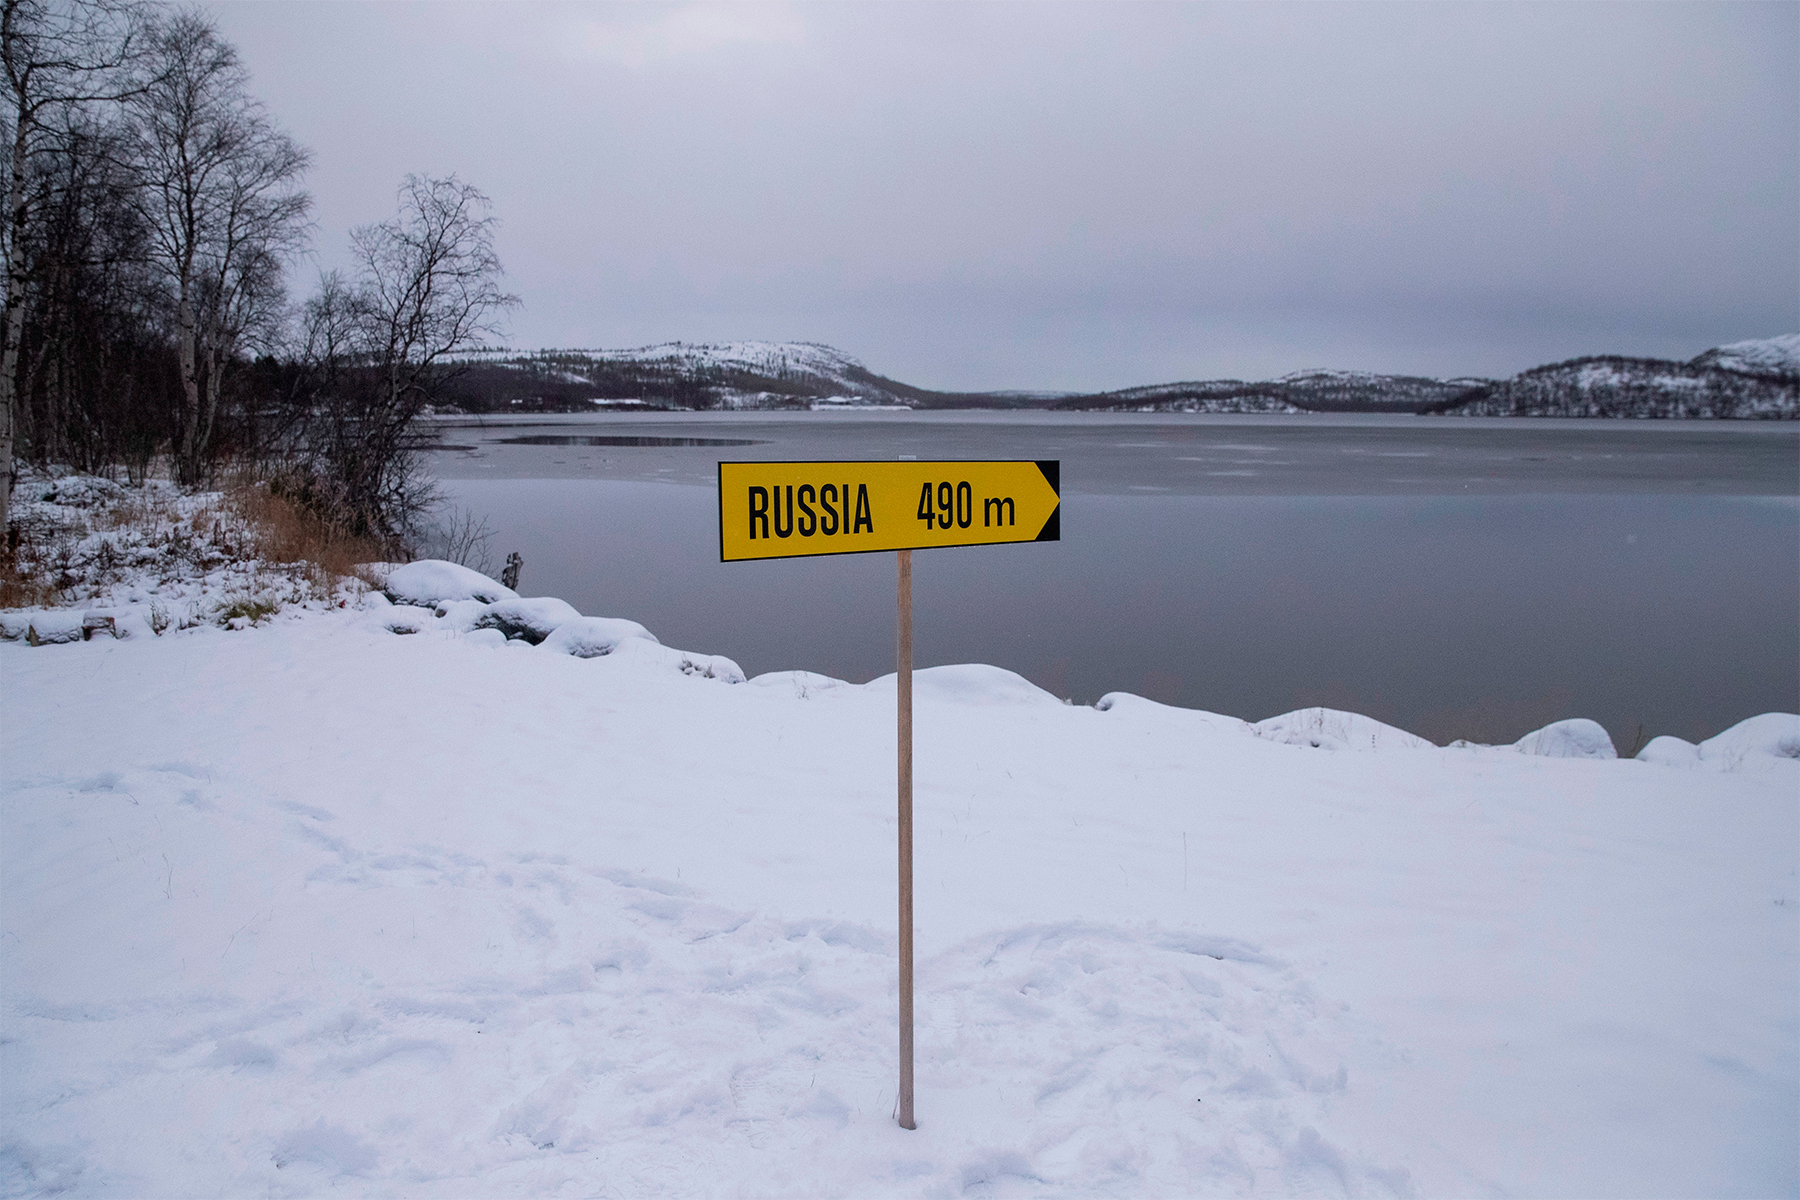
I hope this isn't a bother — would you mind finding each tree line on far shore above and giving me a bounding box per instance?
[1,0,515,544]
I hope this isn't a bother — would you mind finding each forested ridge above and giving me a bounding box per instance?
[1420,351,1797,419]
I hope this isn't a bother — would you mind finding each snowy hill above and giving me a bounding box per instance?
[1424,346,1799,419]
[1690,333,1800,380]
[445,342,1014,412]
[1049,369,1488,415]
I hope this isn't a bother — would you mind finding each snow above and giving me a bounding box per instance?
[3,563,1797,1196]
[1512,716,1617,759]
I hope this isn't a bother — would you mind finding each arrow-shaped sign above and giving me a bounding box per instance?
[719,460,1060,562]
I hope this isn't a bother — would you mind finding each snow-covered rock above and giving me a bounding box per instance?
[602,636,746,683]
[375,605,436,636]
[464,628,508,648]
[862,663,1062,706]
[1698,712,1800,770]
[1637,735,1701,768]
[1515,718,1617,759]
[1252,706,1433,751]
[0,610,39,641]
[81,608,154,641]
[383,559,517,607]
[473,597,581,643]
[539,616,659,658]
[432,599,492,633]
[676,651,746,683]
[1636,714,1799,772]
[23,610,88,645]
[32,474,126,507]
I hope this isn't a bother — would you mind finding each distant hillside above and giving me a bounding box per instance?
[1051,370,1488,414]
[1422,337,1798,419]
[440,342,1014,413]
[440,335,1799,418]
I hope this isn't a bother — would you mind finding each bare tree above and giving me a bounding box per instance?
[1,0,148,528]
[286,175,515,541]
[353,174,514,414]
[126,8,307,485]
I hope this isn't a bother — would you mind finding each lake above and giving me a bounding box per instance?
[425,412,1799,751]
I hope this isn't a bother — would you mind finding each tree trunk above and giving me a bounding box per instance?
[175,283,201,483]
[199,341,220,478]
[1,110,29,532]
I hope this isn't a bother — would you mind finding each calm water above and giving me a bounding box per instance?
[426,412,1799,750]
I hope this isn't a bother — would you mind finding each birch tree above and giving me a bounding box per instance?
[127,9,306,485]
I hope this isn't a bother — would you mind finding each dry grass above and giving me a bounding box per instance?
[2,508,64,608]
[0,563,57,609]
[223,478,391,590]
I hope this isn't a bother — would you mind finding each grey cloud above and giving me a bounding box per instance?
[208,0,1797,389]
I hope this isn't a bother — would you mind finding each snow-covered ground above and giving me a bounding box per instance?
[3,549,1796,1197]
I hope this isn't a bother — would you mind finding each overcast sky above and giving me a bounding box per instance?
[207,1,1797,392]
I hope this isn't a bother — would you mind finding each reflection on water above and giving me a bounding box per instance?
[427,413,1799,749]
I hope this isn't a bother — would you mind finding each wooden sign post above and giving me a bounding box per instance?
[896,548,915,1130]
[719,459,1062,1130]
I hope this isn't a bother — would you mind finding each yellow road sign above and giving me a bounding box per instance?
[718,460,1060,561]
